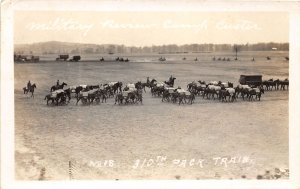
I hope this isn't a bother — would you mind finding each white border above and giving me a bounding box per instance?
[1,0,300,189]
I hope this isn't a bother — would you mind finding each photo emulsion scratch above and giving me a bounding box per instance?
[13,10,289,180]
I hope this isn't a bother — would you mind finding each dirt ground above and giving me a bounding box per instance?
[14,51,289,180]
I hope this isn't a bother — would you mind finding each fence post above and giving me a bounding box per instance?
[69,161,73,180]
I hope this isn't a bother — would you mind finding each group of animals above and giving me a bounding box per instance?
[186,78,289,102]
[22,76,288,106]
[150,80,261,104]
[262,78,289,90]
[42,80,148,106]
[99,57,130,62]
[149,77,289,104]
[44,81,128,106]
[212,56,232,61]
[185,81,264,102]
[149,77,196,105]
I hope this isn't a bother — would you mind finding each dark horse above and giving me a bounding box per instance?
[164,77,176,87]
[23,83,37,98]
[44,92,67,106]
[50,82,67,92]
[112,82,123,94]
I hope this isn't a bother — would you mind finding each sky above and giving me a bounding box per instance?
[14,11,289,46]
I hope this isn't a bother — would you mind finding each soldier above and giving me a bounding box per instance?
[169,75,173,82]
[27,80,31,90]
[57,80,60,86]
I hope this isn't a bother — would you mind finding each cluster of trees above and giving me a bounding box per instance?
[14,41,289,55]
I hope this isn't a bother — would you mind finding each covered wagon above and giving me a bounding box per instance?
[239,75,262,87]
[56,54,69,61]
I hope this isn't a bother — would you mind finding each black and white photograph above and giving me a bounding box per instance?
[1,0,300,188]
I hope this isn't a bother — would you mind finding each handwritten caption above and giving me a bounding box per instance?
[84,155,254,169]
[26,18,261,36]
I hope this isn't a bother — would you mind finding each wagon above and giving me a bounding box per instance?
[69,56,81,62]
[56,54,69,61]
[239,75,262,87]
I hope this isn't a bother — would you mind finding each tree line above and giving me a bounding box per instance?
[14,41,289,55]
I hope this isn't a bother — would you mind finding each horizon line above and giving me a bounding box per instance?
[14,40,290,47]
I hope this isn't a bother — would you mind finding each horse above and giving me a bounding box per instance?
[23,83,36,98]
[86,85,100,91]
[219,89,228,102]
[135,89,143,104]
[262,79,275,91]
[162,90,171,102]
[74,86,84,98]
[203,85,220,100]
[219,88,236,102]
[140,82,150,92]
[64,88,71,102]
[76,89,99,105]
[98,89,108,103]
[149,79,157,89]
[248,87,264,101]
[226,88,236,102]
[159,57,166,61]
[50,82,67,92]
[44,91,66,106]
[184,91,195,105]
[23,87,29,94]
[124,90,142,104]
[164,77,176,87]
[170,90,182,103]
[274,79,280,90]
[135,81,142,89]
[151,85,164,97]
[115,93,124,105]
[279,79,289,90]
[187,81,197,92]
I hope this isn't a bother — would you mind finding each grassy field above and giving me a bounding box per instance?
[14,51,289,180]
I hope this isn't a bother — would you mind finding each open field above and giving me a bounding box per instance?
[14,51,289,180]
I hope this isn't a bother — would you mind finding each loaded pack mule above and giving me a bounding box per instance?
[44,89,68,106]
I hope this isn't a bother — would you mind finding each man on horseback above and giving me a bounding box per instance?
[57,80,60,86]
[27,80,31,90]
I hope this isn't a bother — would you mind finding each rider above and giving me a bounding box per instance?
[147,77,150,84]
[57,80,60,86]
[27,80,31,89]
[169,75,173,82]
